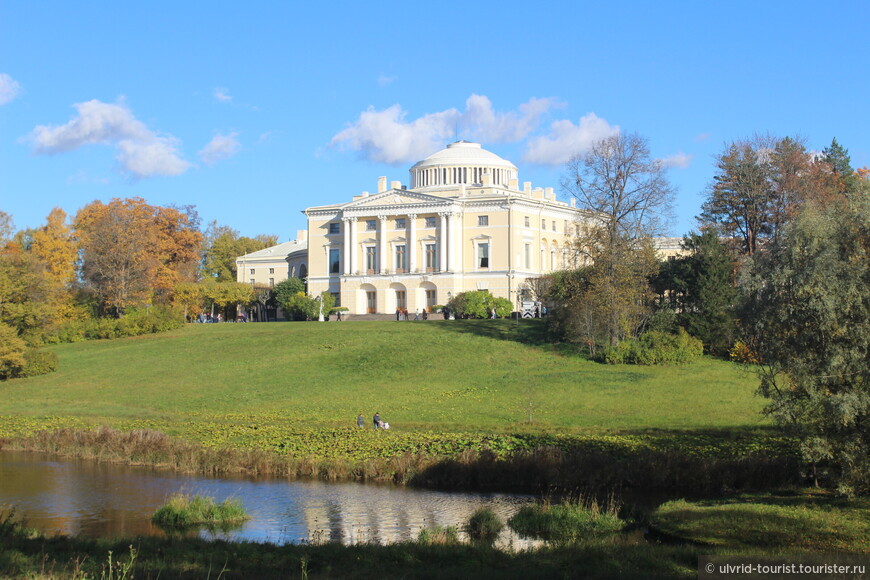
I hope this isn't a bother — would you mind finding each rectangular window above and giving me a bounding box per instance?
[328,222,341,234]
[425,243,437,271]
[524,216,530,227]
[365,246,377,273]
[396,290,406,310]
[269,268,275,274]
[269,278,275,287]
[542,219,546,229]
[249,268,255,275]
[524,243,531,269]
[478,215,489,226]
[552,220,556,231]
[478,242,489,268]
[395,245,406,272]
[329,248,340,274]
[425,289,436,310]
[249,278,255,285]
[425,216,436,228]
[395,218,406,229]
[331,292,341,307]
[366,220,377,231]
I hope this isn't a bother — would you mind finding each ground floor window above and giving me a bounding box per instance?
[425,289,436,311]
[366,291,376,313]
[478,242,490,269]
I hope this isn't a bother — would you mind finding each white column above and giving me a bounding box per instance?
[378,215,388,275]
[407,213,417,273]
[449,212,461,273]
[342,217,351,274]
[349,218,358,274]
[439,212,448,272]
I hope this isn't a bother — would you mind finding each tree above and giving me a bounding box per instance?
[74,198,203,316]
[821,137,858,194]
[739,186,869,492]
[201,221,278,282]
[75,198,160,316]
[0,322,26,379]
[0,242,54,343]
[654,232,737,354]
[560,132,675,346]
[0,211,13,242]
[30,207,77,289]
[273,277,305,308]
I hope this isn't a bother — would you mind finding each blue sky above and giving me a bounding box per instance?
[2,1,867,241]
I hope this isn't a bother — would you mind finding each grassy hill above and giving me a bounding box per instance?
[2,319,765,435]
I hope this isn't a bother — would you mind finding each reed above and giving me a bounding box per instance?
[508,495,625,542]
[151,493,249,529]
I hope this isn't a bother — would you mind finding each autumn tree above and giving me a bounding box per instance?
[75,198,203,317]
[739,184,870,492]
[560,132,675,346]
[0,211,13,242]
[0,242,54,342]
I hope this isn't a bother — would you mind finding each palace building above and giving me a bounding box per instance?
[300,141,593,315]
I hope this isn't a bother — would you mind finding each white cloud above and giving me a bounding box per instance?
[330,104,460,165]
[27,99,191,178]
[522,113,620,166]
[0,73,22,105]
[330,95,561,165]
[658,152,693,169]
[214,87,233,103]
[377,75,396,87]
[199,132,241,165]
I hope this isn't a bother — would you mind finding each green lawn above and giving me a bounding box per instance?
[3,320,765,434]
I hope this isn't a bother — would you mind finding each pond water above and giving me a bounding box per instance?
[0,451,537,547]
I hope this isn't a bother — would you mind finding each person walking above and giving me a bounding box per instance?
[373,412,381,429]
[356,413,365,428]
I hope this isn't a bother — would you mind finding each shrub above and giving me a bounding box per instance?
[466,508,504,543]
[448,291,514,319]
[47,306,184,343]
[19,349,59,377]
[0,323,26,380]
[600,328,703,365]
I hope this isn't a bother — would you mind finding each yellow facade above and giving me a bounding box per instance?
[303,141,593,315]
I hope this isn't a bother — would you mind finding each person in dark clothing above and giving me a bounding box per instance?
[373,412,381,429]
[357,413,365,428]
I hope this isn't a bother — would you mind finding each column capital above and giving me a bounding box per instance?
[341,216,353,223]
[377,215,388,222]
[406,213,417,220]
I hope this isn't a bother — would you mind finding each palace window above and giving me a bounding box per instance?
[425,217,436,228]
[542,219,546,229]
[395,245,406,272]
[524,216,530,227]
[329,248,340,274]
[478,215,489,226]
[331,293,341,307]
[552,220,556,231]
[329,222,341,234]
[269,268,275,274]
[269,278,275,287]
[478,242,490,269]
[366,220,377,231]
[524,243,531,269]
[249,278,255,285]
[249,268,255,275]
[425,243,437,271]
[365,246,377,273]
[395,218,406,229]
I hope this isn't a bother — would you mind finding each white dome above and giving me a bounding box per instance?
[410,141,517,171]
[409,141,518,190]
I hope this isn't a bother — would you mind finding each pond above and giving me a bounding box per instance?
[0,451,537,547]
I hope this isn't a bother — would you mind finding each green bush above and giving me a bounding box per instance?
[417,525,460,545]
[508,499,625,542]
[466,508,504,543]
[48,306,184,343]
[600,328,703,365]
[0,323,26,380]
[20,349,59,377]
[448,291,513,319]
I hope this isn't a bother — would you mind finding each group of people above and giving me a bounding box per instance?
[196,312,224,323]
[358,412,389,430]
[395,308,429,321]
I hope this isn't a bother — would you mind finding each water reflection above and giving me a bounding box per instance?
[0,451,535,547]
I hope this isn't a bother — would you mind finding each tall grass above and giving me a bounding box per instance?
[508,495,626,542]
[151,493,249,530]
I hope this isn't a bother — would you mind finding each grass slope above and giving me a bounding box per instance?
[2,320,764,434]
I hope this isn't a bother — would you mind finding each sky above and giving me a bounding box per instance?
[1,1,868,242]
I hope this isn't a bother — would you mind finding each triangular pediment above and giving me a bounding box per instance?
[343,189,452,210]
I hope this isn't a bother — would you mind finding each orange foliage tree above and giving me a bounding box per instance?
[74,198,202,316]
